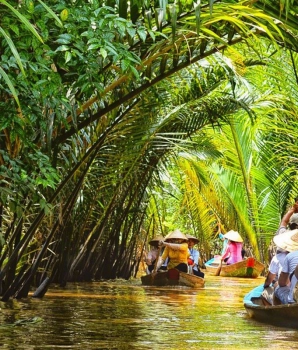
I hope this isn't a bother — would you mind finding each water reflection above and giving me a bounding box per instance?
[1,276,298,349]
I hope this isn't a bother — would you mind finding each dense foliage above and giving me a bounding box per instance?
[0,0,298,299]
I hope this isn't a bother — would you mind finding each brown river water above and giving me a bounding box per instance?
[1,274,298,350]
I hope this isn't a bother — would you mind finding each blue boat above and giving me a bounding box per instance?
[244,284,298,328]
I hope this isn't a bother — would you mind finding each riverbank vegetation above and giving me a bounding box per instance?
[0,0,298,300]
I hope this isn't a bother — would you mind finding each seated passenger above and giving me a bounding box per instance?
[273,229,298,304]
[186,234,204,278]
[261,250,288,305]
[145,235,164,274]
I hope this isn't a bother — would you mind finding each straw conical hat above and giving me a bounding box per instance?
[273,229,298,252]
[186,234,199,243]
[165,229,188,242]
[223,230,243,243]
[149,235,164,246]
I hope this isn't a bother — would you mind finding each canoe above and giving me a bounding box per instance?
[141,268,204,288]
[205,256,264,278]
[244,284,298,328]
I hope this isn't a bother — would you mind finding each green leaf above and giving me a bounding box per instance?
[37,0,63,28]
[105,42,118,55]
[130,65,139,79]
[148,29,155,42]
[0,233,5,246]
[209,0,214,15]
[126,26,136,38]
[0,67,20,107]
[100,47,107,59]
[0,27,26,76]
[0,0,44,43]
[88,43,101,50]
[65,51,72,63]
[55,45,69,52]
[55,38,71,44]
[194,1,201,36]
[137,28,147,42]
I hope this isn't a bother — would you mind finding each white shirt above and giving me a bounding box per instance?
[269,252,287,278]
[280,250,298,303]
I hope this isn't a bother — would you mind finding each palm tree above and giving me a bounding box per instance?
[145,46,298,261]
[1,0,298,300]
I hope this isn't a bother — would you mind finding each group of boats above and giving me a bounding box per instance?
[141,256,298,328]
[141,256,265,288]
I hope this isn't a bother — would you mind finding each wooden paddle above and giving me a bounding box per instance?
[215,259,222,276]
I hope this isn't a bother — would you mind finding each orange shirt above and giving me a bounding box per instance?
[161,242,189,269]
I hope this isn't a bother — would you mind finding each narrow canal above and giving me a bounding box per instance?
[1,275,298,349]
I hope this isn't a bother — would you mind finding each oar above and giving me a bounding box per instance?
[215,260,222,276]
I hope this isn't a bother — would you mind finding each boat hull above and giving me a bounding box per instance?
[141,268,204,288]
[244,284,298,328]
[205,257,264,278]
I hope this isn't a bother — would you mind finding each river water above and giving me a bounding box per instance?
[1,275,298,350]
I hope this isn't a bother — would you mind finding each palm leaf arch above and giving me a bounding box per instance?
[51,0,298,146]
[1,0,298,299]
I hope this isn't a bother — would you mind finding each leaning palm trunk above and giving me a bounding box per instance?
[2,173,84,300]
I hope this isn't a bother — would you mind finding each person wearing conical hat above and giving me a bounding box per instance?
[145,235,164,274]
[260,199,298,302]
[156,229,190,273]
[275,200,298,254]
[220,230,243,265]
[186,234,204,278]
[273,229,298,304]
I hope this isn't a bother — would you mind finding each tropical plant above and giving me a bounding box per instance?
[0,0,298,300]
[145,46,298,261]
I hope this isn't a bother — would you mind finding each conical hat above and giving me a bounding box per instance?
[149,235,164,246]
[186,234,199,243]
[223,230,243,243]
[273,229,298,252]
[165,229,188,242]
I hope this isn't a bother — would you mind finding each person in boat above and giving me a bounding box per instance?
[220,230,243,265]
[274,209,298,260]
[186,234,205,278]
[273,229,298,304]
[156,229,189,273]
[261,200,298,304]
[261,250,289,304]
[275,200,298,244]
[145,235,165,274]
[219,233,228,255]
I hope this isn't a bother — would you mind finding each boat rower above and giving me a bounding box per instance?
[156,229,189,273]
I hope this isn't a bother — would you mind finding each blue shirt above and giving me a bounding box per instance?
[188,247,200,271]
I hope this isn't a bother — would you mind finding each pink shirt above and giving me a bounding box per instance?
[221,241,243,264]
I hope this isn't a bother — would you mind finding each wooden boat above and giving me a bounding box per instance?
[244,284,298,328]
[204,256,264,278]
[141,268,204,288]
